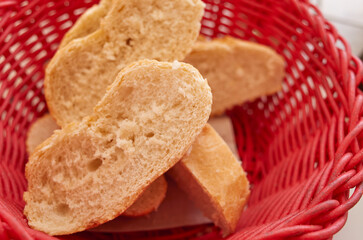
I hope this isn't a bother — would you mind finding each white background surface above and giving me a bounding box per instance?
[310,1,363,239]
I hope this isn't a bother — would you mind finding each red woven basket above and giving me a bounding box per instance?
[1,0,362,239]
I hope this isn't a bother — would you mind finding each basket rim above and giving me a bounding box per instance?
[0,0,362,240]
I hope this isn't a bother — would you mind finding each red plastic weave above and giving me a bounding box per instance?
[1,0,362,239]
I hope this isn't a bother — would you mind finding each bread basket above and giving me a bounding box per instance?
[0,0,362,239]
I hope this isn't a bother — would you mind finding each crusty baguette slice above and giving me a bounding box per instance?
[184,36,285,116]
[168,124,249,236]
[25,114,167,217]
[45,0,205,127]
[26,114,60,154]
[24,60,212,235]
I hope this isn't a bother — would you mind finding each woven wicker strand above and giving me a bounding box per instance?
[0,0,362,239]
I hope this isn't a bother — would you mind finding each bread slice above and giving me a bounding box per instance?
[45,0,205,127]
[123,175,167,217]
[24,60,212,235]
[26,114,60,154]
[168,124,249,236]
[25,114,168,217]
[184,36,285,116]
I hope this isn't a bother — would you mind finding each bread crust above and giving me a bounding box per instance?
[184,36,285,116]
[168,124,250,236]
[24,60,212,235]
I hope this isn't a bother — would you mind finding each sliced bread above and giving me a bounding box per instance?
[24,60,212,235]
[25,114,168,217]
[45,0,205,126]
[168,124,250,236]
[184,36,285,116]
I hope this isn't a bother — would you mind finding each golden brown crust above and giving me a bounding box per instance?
[168,124,249,236]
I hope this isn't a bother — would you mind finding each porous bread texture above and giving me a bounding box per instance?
[168,124,250,236]
[26,114,59,154]
[123,175,167,217]
[26,114,167,217]
[184,36,285,116]
[45,0,205,127]
[24,60,212,235]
